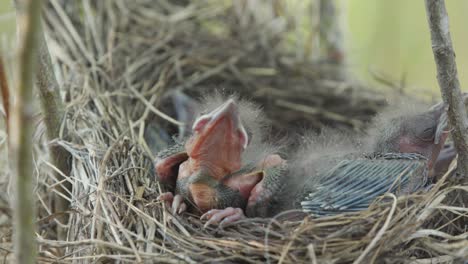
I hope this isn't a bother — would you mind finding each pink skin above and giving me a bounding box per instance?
[155,152,188,186]
[200,154,286,227]
[158,153,285,227]
[157,99,252,226]
[158,192,187,214]
[201,207,245,228]
[429,144,457,180]
[399,131,449,171]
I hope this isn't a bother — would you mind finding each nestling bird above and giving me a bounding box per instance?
[429,142,457,181]
[155,95,457,224]
[155,95,285,226]
[298,100,451,215]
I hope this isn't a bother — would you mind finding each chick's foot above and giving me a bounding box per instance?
[158,192,187,214]
[201,207,245,228]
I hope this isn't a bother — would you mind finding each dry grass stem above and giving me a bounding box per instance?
[0,1,466,263]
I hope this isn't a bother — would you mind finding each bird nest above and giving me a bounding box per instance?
[1,0,468,263]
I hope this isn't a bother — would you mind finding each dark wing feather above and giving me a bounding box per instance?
[301,153,428,216]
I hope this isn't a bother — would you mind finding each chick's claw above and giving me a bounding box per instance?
[201,207,245,228]
[157,192,187,214]
[172,194,187,214]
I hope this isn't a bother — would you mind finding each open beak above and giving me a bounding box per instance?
[426,104,449,170]
[191,99,248,149]
[185,99,249,177]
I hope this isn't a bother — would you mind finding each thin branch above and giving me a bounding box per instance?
[10,0,44,263]
[0,55,9,132]
[424,0,468,182]
[36,25,72,241]
[14,0,72,240]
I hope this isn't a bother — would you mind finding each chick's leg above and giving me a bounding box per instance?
[201,207,245,228]
[157,192,187,214]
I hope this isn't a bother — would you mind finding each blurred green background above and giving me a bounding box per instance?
[1,1,467,98]
[0,1,14,38]
[347,0,468,98]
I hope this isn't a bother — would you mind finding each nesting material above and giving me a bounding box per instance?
[0,1,467,263]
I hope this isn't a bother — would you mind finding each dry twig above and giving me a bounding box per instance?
[424,0,468,181]
[14,0,72,240]
[0,56,9,130]
[10,0,44,263]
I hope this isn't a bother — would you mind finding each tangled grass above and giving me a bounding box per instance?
[0,0,467,263]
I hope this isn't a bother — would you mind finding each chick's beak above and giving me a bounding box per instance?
[428,105,450,170]
[185,99,249,177]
